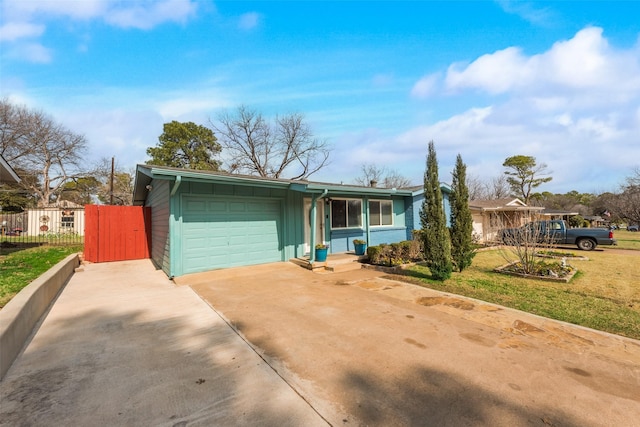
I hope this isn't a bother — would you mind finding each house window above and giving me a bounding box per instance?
[331,199,362,228]
[369,200,393,226]
[61,210,75,228]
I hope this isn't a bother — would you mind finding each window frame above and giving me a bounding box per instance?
[60,210,75,228]
[330,198,363,229]
[368,199,394,227]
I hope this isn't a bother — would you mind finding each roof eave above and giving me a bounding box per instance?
[0,155,21,184]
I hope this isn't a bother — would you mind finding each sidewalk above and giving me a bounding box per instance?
[0,259,329,427]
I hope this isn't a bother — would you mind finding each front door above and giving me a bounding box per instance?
[304,198,325,254]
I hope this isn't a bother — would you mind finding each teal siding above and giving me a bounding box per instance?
[147,179,171,276]
[168,180,305,276]
[180,195,283,275]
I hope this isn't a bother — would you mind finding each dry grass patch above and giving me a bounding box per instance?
[398,249,640,340]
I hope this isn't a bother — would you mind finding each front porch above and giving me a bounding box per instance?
[291,252,366,273]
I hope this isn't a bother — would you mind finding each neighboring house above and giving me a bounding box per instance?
[540,209,580,222]
[469,198,544,243]
[133,165,451,278]
[25,200,85,236]
[583,215,608,228]
[0,154,20,185]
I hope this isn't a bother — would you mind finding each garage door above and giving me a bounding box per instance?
[181,195,283,274]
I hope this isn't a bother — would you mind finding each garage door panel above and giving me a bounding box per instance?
[208,201,227,212]
[182,195,283,273]
[229,202,247,212]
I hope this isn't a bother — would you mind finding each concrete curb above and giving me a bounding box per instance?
[0,253,80,380]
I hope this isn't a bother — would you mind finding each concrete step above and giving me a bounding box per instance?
[290,253,366,273]
[326,261,363,273]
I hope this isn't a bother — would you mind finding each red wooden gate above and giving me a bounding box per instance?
[84,205,151,263]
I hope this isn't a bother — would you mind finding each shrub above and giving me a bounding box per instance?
[365,240,424,266]
[366,245,384,265]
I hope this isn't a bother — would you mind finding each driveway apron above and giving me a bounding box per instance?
[184,262,640,427]
[0,259,328,427]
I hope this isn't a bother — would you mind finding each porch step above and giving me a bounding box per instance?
[325,261,363,273]
[290,253,366,273]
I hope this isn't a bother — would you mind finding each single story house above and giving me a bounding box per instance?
[584,215,608,228]
[133,165,451,278]
[470,198,544,243]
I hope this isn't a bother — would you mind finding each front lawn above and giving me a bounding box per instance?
[613,229,640,250]
[0,245,82,308]
[396,248,640,340]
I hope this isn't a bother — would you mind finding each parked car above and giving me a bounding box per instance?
[500,220,617,251]
[628,225,639,232]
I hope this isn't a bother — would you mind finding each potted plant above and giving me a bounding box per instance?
[315,243,329,262]
[353,239,367,256]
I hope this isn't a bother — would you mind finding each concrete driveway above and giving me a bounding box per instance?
[0,260,328,427]
[182,262,640,427]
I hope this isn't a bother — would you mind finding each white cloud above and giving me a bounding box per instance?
[105,0,198,30]
[496,0,555,26]
[3,0,106,21]
[411,73,440,98]
[444,27,640,102]
[1,0,199,62]
[1,0,198,39]
[10,42,53,63]
[394,26,640,192]
[156,96,229,120]
[0,22,45,41]
[446,47,528,94]
[238,12,260,31]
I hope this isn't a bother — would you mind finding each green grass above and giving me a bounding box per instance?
[396,248,640,340]
[0,245,82,308]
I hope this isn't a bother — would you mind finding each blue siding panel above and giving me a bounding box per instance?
[370,227,408,246]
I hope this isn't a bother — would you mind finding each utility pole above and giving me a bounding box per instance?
[110,157,115,205]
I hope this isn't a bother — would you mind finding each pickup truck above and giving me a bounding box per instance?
[500,220,617,251]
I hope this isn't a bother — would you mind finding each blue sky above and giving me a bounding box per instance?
[2,1,639,194]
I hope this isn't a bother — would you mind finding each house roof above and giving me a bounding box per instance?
[133,164,431,205]
[469,198,544,211]
[541,208,580,216]
[0,154,20,184]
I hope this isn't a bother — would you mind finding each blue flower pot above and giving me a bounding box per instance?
[354,243,367,256]
[315,248,328,262]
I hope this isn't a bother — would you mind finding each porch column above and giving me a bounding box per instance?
[310,197,317,263]
[364,196,371,244]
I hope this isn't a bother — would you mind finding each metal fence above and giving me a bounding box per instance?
[1,208,84,254]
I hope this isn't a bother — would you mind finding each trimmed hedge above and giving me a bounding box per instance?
[366,239,423,266]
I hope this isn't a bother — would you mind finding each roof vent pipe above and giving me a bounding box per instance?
[370,180,377,188]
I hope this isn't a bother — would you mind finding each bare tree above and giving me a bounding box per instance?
[466,174,486,200]
[383,170,412,188]
[354,163,412,188]
[467,174,511,200]
[611,166,640,225]
[93,158,134,205]
[0,99,32,162]
[212,106,330,180]
[497,216,560,275]
[487,174,512,199]
[354,163,386,187]
[1,100,87,207]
